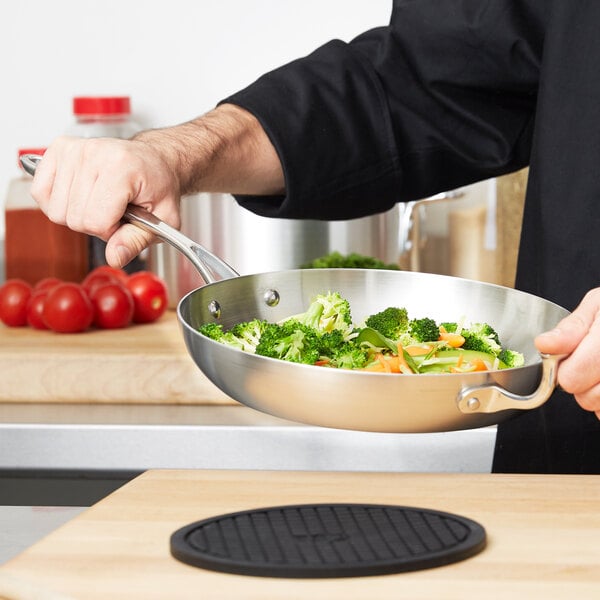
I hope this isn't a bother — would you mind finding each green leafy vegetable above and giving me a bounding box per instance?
[301,251,400,270]
[198,292,525,374]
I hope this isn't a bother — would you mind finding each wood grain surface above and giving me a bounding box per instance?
[1,470,599,600]
[0,311,234,405]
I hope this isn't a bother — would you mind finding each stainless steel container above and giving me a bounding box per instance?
[150,193,400,307]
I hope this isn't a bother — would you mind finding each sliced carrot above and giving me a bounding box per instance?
[470,358,489,372]
[405,344,433,356]
[396,343,414,374]
[450,357,489,373]
[377,353,393,373]
[386,356,402,373]
[438,330,466,348]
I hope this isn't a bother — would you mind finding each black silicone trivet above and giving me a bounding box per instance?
[170,503,486,578]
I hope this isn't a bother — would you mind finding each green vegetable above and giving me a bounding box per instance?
[284,291,354,340]
[301,251,400,270]
[197,322,225,341]
[198,319,267,353]
[355,326,398,352]
[197,322,244,351]
[460,322,502,356]
[255,321,322,364]
[197,292,525,373]
[328,343,370,370]
[409,317,440,343]
[498,348,525,368]
[229,319,269,353]
[415,349,506,373]
[364,307,409,340]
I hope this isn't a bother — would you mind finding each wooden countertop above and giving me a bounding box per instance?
[1,470,599,599]
[0,311,234,405]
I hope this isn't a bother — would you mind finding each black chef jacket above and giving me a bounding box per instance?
[222,0,600,473]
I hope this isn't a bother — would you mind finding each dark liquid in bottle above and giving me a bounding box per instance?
[5,208,89,285]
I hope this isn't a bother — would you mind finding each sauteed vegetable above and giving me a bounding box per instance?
[198,292,525,373]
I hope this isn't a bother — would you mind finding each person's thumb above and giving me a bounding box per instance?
[535,291,600,355]
[105,223,155,269]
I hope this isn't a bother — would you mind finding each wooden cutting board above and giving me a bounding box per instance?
[0,311,235,405]
[1,470,599,600]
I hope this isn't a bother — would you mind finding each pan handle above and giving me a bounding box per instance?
[456,353,566,414]
[19,153,239,285]
[122,204,239,284]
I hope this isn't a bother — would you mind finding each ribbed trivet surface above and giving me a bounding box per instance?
[170,503,486,578]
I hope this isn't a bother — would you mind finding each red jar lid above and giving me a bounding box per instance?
[73,96,131,115]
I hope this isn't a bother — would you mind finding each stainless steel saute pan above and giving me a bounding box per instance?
[22,154,569,433]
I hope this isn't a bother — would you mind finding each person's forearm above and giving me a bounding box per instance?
[133,103,285,197]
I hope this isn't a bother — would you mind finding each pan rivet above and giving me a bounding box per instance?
[466,397,480,411]
[207,300,221,318]
[263,289,280,307]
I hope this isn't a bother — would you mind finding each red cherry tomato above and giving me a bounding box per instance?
[0,279,33,327]
[81,271,121,298]
[43,282,94,333]
[88,265,129,285]
[26,289,51,330]
[34,277,62,292]
[91,283,134,329]
[126,271,168,324]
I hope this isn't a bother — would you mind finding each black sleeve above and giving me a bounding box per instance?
[220,0,545,220]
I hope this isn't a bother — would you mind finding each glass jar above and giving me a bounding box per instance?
[71,96,140,138]
[4,148,89,285]
[69,96,145,272]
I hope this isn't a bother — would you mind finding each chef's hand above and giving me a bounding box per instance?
[535,288,600,420]
[30,104,284,268]
[31,136,181,268]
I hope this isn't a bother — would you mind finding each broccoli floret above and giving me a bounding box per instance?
[319,292,353,333]
[461,322,502,356]
[409,317,440,343]
[301,251,400,270]
[198,322,225,341]
[364,307,409,340]
[329,343,369,369]
[498,348,525,368]
[285,292,354,339]
[219,331,246,350]
[467,322,500,344]
[287,298,324,330]
[199,319,267,353]
[317,329,346,356]
[198,322,244,350]
[229,319,269,353]
[255,321,321,364]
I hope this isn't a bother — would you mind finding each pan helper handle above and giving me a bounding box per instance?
[457,353,566,414]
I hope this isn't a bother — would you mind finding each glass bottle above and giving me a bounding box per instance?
[4,148,89,285]
[69,96,145,272]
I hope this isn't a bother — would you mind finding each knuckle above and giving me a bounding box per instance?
[46,204,66,226]
[64,212,84,232]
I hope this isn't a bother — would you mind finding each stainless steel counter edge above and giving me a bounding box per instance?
[0,421,496,473]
